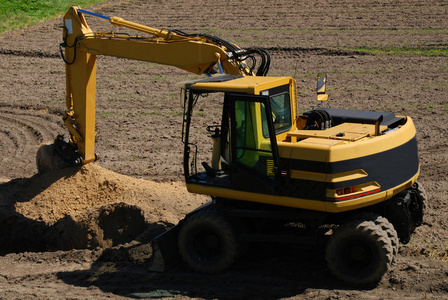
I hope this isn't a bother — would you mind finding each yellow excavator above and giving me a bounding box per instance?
[37,7,426,285]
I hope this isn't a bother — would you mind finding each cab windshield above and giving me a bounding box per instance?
[262,92,291,137]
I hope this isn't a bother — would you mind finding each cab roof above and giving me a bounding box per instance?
[177,75,292,95]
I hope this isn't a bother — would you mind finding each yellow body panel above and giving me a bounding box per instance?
[327,117,415,162]
[186,183,327,212]
[281,138,340,162]
[191,76,293,95]
[281,116,416,164]
[187,169,418,213]
[288,123,387,141]
[290,169,368,183]
[325,170,419,212]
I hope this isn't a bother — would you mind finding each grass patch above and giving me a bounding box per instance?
[46,96,65,104]
[0,0,106,34]
[135,110,161,117]
[98,111,115,117]
[171,110,184,117]
[164,92,178,103]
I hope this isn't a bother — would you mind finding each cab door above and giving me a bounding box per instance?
[229,94,280,194]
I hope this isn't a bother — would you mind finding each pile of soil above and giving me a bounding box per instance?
[0,163,206,253]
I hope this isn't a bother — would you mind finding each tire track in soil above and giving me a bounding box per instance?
[267,47,368,58]
[0,107,65,179]
[0,49,60,59]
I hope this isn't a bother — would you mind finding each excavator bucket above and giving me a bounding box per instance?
[148,224,182,272]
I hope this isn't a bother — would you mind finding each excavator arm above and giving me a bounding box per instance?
[43,6,270,169]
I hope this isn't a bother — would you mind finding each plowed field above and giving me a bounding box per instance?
[0,0,447,299]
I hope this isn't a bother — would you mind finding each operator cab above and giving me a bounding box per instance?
[180,75,295,196]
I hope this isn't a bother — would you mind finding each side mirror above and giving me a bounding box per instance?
[179,88,186,108]
[317,73,329,102]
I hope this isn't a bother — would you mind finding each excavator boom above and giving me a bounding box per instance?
[51,6,270,167]
[68,9,255,76]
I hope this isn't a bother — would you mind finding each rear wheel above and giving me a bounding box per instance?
[325,219,393,285]
[373,216,399,263]
[178,210,240,274]
[355,213,399,263]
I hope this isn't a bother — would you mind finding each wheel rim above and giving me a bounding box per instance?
[343,240,373,270]
[193,229,221,259]
[339,239,375,271]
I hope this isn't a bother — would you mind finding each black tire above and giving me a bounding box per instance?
[178,210,240,274]
[355,212,399,263]
[325,219,393,285]
[373,216,399,263]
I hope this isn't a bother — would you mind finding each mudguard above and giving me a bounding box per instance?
[384,188,424,244]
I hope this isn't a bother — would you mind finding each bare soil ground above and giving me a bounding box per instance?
[0,0,447,299]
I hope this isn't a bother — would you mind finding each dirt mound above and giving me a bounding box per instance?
[0,163,207,254]
[52,202,147,250]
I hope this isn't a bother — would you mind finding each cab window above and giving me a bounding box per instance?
[233,97,276,177]
[262,92,291,137]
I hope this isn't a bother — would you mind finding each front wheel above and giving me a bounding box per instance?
[178,210,240,274]
[325,219,393,285]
